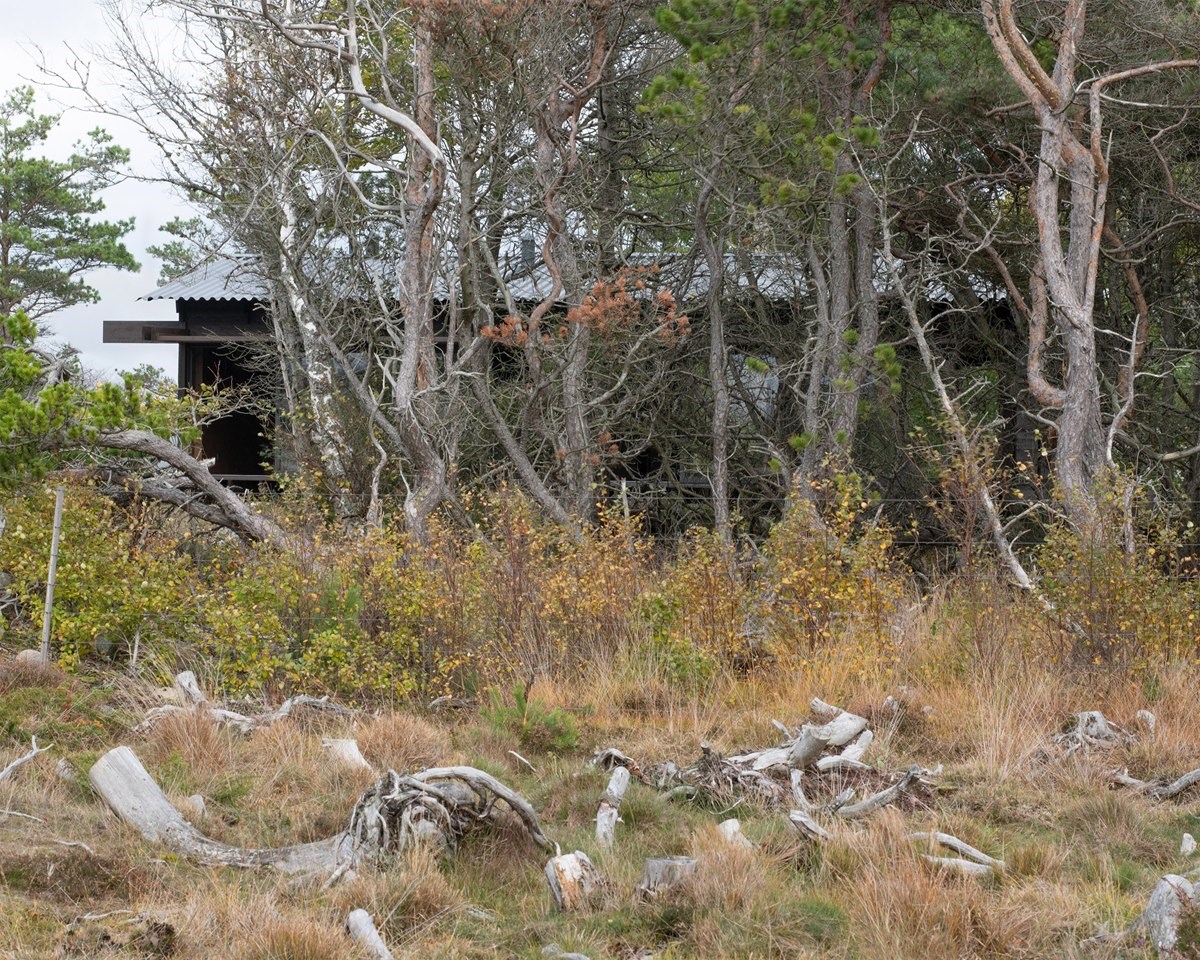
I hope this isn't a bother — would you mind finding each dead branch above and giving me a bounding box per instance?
[835,767,922,820]
[135,672,355,735]
[346,909,395,960]
[0,736,52,783]
[910,831,1005,878]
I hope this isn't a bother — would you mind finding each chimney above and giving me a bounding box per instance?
[521,233,536,272]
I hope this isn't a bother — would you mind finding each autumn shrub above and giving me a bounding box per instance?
[759,476,906,673]
[0,482,197,668]
[408,488,656,691]
[201,525,431,698]
[642,528,746,677]
[1036,508,1200,667]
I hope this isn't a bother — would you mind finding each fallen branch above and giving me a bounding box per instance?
[1114,765,1200,801]
[0,736,52,783]
[136,673,354,735]
[910,831,1005,878]
[346,909,394,960]
[835,767,921,820]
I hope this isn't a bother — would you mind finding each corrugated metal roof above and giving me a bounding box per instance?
[142,257,268,301]
[141,251,810,304]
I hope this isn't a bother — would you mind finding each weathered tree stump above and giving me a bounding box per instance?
[637,856,697,900]
[595,766,630,849]
[545,851,605,911]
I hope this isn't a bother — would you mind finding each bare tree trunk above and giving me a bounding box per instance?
[696,171,732,541]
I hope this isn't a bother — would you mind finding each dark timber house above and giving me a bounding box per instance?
[103,258,275,483]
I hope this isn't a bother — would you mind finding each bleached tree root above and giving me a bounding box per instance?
[346,909,394,960]
[89,746,552,876]
[637,856,697,900]
[0,736,52,783]
[595,767,630,849]
[545,851,606,911]
[606,697,933,818]
[348,767,554,860]
[1114,765,1200,801]
[1052,711,1132,758]
[90,746,350,873]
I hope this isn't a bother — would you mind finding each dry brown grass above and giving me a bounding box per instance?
[142,707,236,778]
[354,711,453,773]
[332,843,465,944]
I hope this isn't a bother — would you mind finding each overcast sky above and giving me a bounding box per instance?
[2,0,189,378]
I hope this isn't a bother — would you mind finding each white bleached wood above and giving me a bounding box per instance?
[788,810,831,841]
[322,738,374,772]
[835,767,920,820]
[595,767,630,849]
[815,755,872,774]
[545,851,604,911]
[637,856,697,899]
[346,909,394,960]
[909,831,1005,874]
[173,671,207,705]
[839,730,874,762]
[790,770,815,813]
[921,855,997,878]
[89,746,351,873]
[1137,709,1157,738]
[0,736,52,783]
[789,728,831,768]
[809,712,869,748]
[717,818,754,848]
[809,697,841,719]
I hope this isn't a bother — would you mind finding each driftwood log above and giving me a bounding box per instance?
[89,746,551,876]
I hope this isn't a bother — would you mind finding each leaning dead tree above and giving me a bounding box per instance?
[89,745,552,876]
